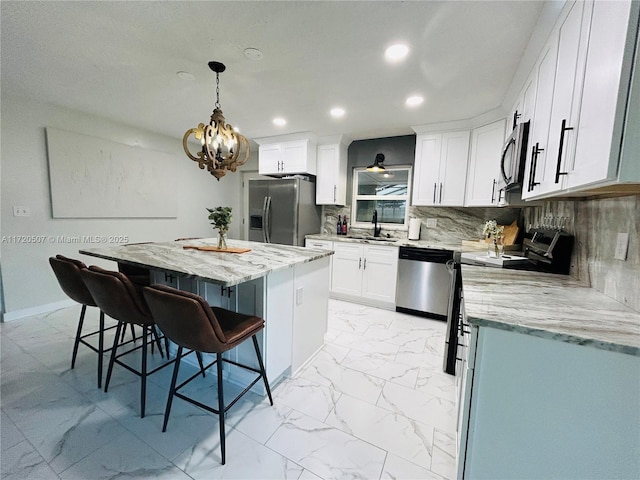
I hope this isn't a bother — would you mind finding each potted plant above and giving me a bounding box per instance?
[207,206,232,250]
[483,219,505,258]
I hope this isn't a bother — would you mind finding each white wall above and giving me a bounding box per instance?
[0,94,248,318]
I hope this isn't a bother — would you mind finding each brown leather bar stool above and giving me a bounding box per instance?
[143,284,273,465]
[49,255,114,388]
[80,266,175,418]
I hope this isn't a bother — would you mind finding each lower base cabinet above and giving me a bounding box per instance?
[457,325,640,479]
[330,241,399,309]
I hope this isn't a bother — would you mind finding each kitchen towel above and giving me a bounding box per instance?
[408,218,421,240]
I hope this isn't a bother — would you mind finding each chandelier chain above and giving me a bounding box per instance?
[215,73,221,109]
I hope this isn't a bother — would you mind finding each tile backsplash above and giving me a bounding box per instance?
[322,205,522,244]
[523,195,639,312]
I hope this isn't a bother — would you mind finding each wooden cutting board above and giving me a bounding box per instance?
[501,220,520,246]
[183,245,251,254]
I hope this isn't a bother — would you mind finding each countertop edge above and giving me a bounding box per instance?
[467,315,640,357]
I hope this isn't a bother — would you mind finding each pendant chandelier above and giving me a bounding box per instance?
[183,61,250,180]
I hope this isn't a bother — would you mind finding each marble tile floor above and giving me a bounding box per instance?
[1,299,456,480]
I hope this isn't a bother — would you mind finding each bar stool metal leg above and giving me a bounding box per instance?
[104,322,124,393]
[163,346,183,432]
[217,352,226,465]
[71,305,87,369]
[252,335,273,405]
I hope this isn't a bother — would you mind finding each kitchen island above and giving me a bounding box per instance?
[80,238,333,386]
[457,265,640,479]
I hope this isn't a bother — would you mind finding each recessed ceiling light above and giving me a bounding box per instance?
[385,43,409,62]
[406,95,424,107]
[244,48,264,60]
[330,107,346,118]
[176,71,195,81]
[273,117,287,126]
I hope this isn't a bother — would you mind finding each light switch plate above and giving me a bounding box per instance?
[426,218,437,228]
[614,232,629,260]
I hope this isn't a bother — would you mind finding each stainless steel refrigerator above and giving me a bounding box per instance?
[248,178,322,246]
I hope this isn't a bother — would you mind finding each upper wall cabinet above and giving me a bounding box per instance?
[413,130,470,206]
[522,0,591,199]
[465,119,507,207]
[521,0,639,199]
[257,137,317,177]
[316,136,350,205]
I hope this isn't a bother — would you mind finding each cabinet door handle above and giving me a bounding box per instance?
[359,257,362,269]
[554,119,573,184]
[512,110,521,131]
[333,185,337,203]
[433,183,437,204]
[363,258,367,270]
[491,179,496,203]
[439,183,443,204]
[528,143,543,191]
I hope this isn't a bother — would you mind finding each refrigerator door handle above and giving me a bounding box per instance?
[261,196,269,243]
[264,196,272,243]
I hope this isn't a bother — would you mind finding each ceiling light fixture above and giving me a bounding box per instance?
[385,43,409,62]
[406,95,424,107]
[182,61,249,181]
[273,117,287,126]
[366,153,386,172]
[330,107,346,118]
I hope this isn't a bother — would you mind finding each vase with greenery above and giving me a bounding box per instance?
[483,219,505,258]
[207,206,232,250]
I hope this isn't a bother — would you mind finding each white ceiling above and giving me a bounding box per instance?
[1,1,547,143]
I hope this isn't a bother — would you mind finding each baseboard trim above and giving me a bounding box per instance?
[329,292,396,311]
[2,299,76,322]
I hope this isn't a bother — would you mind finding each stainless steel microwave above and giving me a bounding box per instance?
[499,120,530,192]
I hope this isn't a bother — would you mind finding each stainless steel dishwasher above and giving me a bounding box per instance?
[395,247,454,320]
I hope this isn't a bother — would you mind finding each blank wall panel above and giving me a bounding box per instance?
[46,127,178,218]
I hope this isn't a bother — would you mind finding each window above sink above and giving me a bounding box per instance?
[351,165,412,230]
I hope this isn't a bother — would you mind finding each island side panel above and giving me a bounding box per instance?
[465,326,640,479]
[264,267,295,384]
[291,256,330,373]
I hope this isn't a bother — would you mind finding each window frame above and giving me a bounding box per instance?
[350,165,412,230]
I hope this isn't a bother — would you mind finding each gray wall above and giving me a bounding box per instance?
[0,94,249,318]
[346,135,416,202]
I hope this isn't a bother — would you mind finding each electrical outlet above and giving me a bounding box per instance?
[426,218,437,228]
[614,232,629,260]
[13,206,30,217]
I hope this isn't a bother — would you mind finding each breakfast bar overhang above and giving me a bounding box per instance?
[80,238,333,388]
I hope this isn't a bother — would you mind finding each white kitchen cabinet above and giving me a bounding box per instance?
[464,119,506,206]
[413,130,470,206]
[458,326,640,479]
[316,139,349,205]
[258,139,317,176]
[525,0,592,198]
[520,0,639,199]
[304,238,333,291]
[330,241,398,309]
[566,0,639,192]
[521,30,558,199]
[508,74,536,134]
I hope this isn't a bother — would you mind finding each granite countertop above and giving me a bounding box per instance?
[80,238,332,287]
[306,234,463,252]
[461,265,640,356]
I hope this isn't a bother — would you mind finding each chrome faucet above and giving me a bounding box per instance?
[372,209,382,237]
